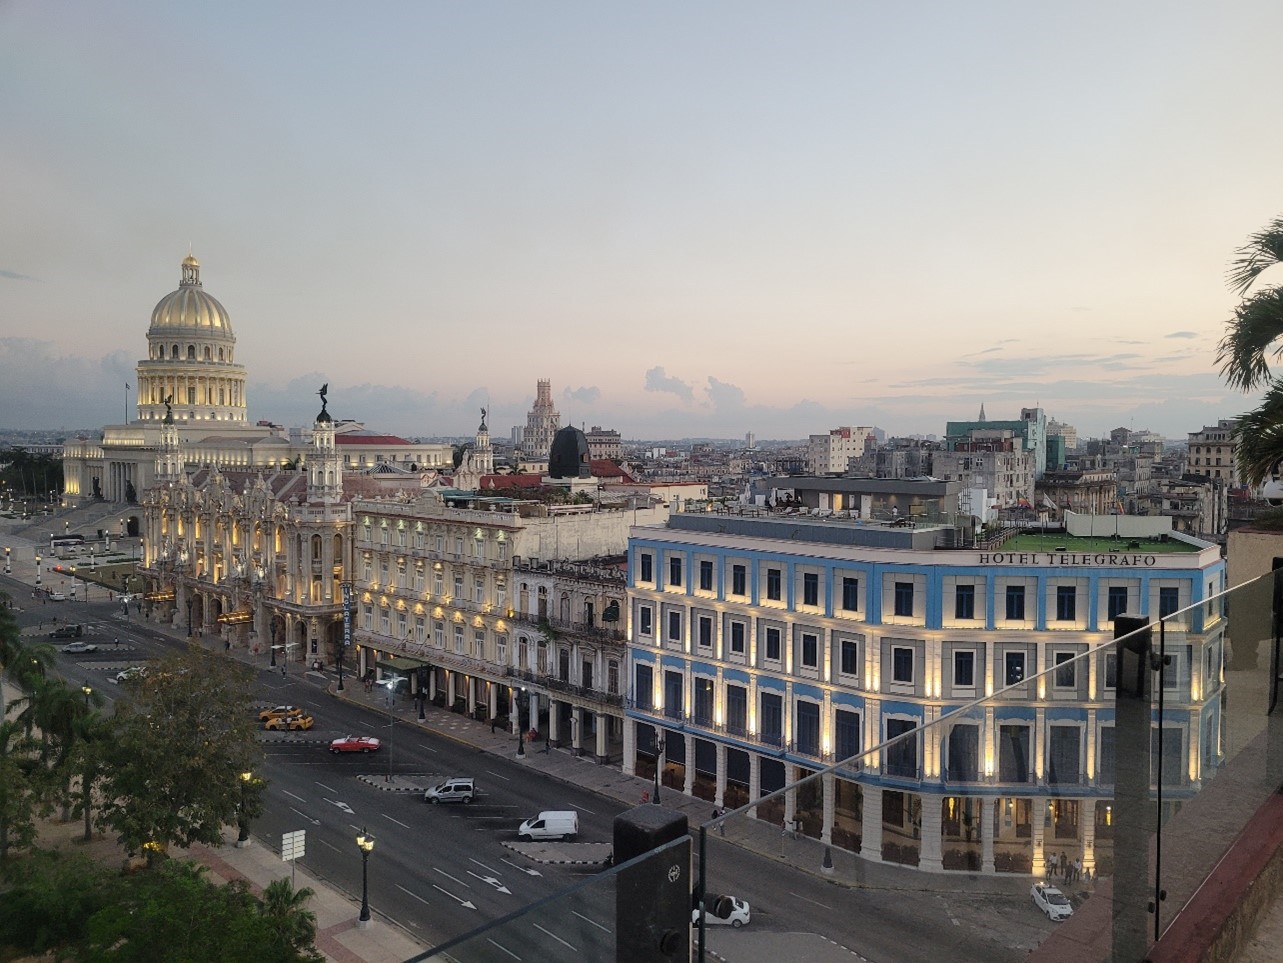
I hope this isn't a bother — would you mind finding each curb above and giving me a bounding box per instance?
[499,840,612,866]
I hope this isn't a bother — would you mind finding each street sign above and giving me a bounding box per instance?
[282,829,306,862]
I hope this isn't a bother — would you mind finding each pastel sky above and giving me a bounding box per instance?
[2,1,1279,441]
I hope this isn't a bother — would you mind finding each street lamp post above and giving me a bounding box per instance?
[238,771,253,845]
[35,553,42,589]
[356,828,375,926]
[269,623,277,666]
[516,688,526,758]
[653,724,663,804]
[4,546,10,575]
[186,597,193,638]
[81,684,92,708]
[378,678,404,783]
[70,566,77,601]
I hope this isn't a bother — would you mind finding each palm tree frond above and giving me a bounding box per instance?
[1233,383,1283,486]
[1217,287,1283,391]
[1228,217,1283,295]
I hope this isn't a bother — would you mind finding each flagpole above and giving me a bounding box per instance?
[124,382,130,424]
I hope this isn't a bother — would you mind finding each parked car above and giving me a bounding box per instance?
[258,705,304,722]
[48,591,67,601]
[49,624,84,639]
[112,665,148,683]
[1031,882,1073,921]
[330,735,380,754]
[266,713,314,731]
[692,895,751,928]
[61,641,98,654]
[425,778,476,804]
[517,810,578,841]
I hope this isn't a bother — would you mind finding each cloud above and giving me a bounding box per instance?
[563,385,601,404]
[705,376,746,410]
[0,269,35,281]
[644,366,694,403]
[1165,331,1199,339]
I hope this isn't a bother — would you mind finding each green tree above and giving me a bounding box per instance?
[261,877,324,962]
[99,646,266,860]
[0,604,54,719]
[0,719,43,859]
[1217,215,1283,485]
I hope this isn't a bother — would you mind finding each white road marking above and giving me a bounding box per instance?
[282,789,307,802]
[485,938,521,960]
[531,922,576,951]
[290,807,320,825]
[469,857,503,875]
[789,890,830,909]
[318,837,342,854]
[572,804,596,815]
[432,884,477,910]
[467,870,512,894]
[315,781,338,794]
[383,814,411,829]
[572,910,610,934]
[485,769,510,781]
[396,884,431,905]
[501,858,542,876]
[418,743,439,752]
[434,867,470,887]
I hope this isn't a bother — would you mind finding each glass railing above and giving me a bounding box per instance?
[416,567,1283,962]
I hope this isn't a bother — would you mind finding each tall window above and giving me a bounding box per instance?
[726,685,747,733]
[892,645,914,684]
[954,584,975,620]
[841,576,859,612]
[1004,651,1025,686]
[947,724,979,782]
[795,702,820,755]
[803,573,819,606]
[894,582,914,617]
[638,605,653,636]
[668,556,683,587]
[1054,651,1076,689]
[1055,585,1077,622]
[1158,586,1180,620]
[453,624,464,653]
[1005,584,1026,621]
[766,568,782,601]
[999,724,1030,782]
[664,671,683,719]
[954,650,975,688]
[759,693,783,746]
[699,560,714,591]
[840,638,859,676]
[697,615,713,648]
[640,553,653,583]
[1048,726,1081,784]
[764,627,781,661]
[800,632,818,668]
[1107,585,1129,621]
[731,564,747,596]
[835,709,861,762]
[885,718,917,778]
[729,621,746,654]
[635,664,653,709]
[667,611,682,643]
[694,677,714,725]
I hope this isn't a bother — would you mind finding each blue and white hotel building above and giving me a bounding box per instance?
[623,497,1225,877]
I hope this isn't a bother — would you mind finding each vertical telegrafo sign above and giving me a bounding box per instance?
[342,581,352,650]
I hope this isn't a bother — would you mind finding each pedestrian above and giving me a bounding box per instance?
[491,717,497,734]
[280,663,286,677]
[1072,857,1081,885]
[226,639,231,653]
[114,637,119,649]
[641,790,650,804]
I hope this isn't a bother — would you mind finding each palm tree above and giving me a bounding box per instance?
[260,877,323,961]
[1216,215,1283,486]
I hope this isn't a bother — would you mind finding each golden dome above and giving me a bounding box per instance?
[148,254,234,336]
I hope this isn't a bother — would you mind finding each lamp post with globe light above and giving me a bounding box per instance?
[237,771,253,846]
[35,553,42,590]
[356,828,375,927]
[4,546,10,575]
[82,684,92,708]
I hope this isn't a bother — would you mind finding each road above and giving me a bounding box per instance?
[5,578,1060,961]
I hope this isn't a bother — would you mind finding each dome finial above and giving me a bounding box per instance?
[180,249,201,287]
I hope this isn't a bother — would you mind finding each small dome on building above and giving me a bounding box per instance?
[549,425,591,479]
[148,254,234,335]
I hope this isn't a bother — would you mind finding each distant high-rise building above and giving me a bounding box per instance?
[585,425,623,461]
[745,431,756,450]
[521,379,560,459]
[807,426,874,475]
[1187,419,1240,487]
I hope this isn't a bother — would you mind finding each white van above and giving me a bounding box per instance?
[517,810,579,841]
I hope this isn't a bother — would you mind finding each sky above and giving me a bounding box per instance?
[2,1,1281,442]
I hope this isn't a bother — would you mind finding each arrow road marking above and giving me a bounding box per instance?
[324,798,353,814]
[396,884,431,906]
[467,870,512,894]
[432,884,477,910]
[469,857,502,875]
[434,867,470,887]
[290,807,320,825]
[500,858,542,877]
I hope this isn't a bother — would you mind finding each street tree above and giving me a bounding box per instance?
[1217,215,1283,485]
[99,646,265,859]
[0,719,43,859]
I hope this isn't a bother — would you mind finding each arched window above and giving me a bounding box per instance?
[204,346,212,361]
[187,345,196,360]
[219,347,225,361]
[171,344,179,359]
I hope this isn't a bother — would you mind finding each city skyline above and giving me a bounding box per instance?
[2,2,1279,439]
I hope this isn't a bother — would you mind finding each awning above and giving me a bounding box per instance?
[376,655,430,671]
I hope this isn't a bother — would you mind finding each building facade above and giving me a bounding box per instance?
[521,379,561,461]
[807,427,874,476]
[624,506,1224,877]
[1186,419,1241,488]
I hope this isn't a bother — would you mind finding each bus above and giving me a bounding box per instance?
[49,534,85,550]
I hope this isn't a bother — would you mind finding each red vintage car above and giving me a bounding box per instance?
[329,735,381,754]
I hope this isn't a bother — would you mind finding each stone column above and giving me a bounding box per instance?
[1031,797,1048,878]
[529,691,539,732]
[861,787,884,862]
[1081,797,1097,877]
[595,712,608,762]
[446,671,456,709]
[488,682,498,722]
[549,699,561,745]
[622,717,637,775]
[919,795,943,872]
[821,772,835,845]
[683,733,695,796]
[981,797,996,874]
[715,743,727,808]
[465,676,476,716]
[783,763,797,833]
[748,752,761,819]
[571,706,583,755]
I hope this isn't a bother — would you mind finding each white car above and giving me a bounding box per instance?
[113,665,147,683]
[49,592,67,601]
[692,895,750,928]
[1031,882,1073,921]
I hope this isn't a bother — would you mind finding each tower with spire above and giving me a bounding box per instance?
[154,395,183,483]
[307,384,342,501]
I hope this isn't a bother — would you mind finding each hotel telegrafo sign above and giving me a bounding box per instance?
[979,552,1158,567]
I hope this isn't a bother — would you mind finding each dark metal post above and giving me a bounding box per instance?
[613,805,690,963]
[186,598,193,638]
[269,623,277,667]
[1113,614,1154,961]
[653,724,663,804]
[356,828,374,925]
